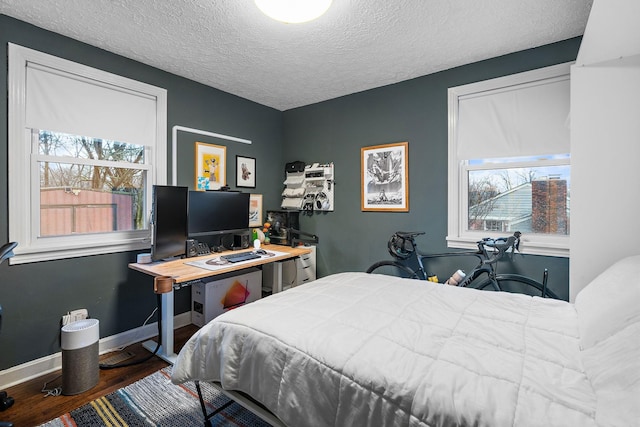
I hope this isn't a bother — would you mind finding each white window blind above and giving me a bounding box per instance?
[25,63,157,146]
[456,76,570,160]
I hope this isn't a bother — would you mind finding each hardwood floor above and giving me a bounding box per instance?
[0,324,200,427]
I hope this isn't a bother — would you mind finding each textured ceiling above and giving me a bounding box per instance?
[0,0,593,111]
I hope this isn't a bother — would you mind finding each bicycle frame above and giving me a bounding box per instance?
[455,250,501,290]
[367,231,556,298]
[414,250,483,281]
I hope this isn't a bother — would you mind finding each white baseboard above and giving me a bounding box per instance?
[0,312,192,390]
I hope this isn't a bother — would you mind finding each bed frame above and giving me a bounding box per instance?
[195,380,286,427]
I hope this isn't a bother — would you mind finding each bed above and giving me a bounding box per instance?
[171,255,640,427]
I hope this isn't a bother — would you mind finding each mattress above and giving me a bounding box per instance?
[172,272,597,427]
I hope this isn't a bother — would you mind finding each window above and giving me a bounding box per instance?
[8,44,167,264]
[448,63,572,257]
[37,131,147,237]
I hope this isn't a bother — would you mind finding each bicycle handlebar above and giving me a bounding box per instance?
[477,232,521,265]
[0,242,17,264]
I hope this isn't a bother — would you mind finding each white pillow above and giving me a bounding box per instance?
[574,254,640,350]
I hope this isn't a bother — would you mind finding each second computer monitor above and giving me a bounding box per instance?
[187,190,250,238]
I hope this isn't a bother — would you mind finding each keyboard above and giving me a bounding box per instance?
[221,252,261,263]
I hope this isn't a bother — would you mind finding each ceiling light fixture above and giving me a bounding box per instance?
[255,0,332,24]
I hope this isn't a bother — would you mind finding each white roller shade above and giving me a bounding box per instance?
[25,63,157,146]
[457,77,570,160]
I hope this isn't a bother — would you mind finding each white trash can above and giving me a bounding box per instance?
[61,318,100,395]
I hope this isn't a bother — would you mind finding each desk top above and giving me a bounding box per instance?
[129,244,312,283]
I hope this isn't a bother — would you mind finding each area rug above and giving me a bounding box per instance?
[39,367,272,426]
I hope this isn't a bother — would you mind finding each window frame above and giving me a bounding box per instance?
[8,43,167,264]
[447,62,572,257]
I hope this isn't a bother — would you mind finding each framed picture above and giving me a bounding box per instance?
[249,194,263,227]
[236,155,256,188]
[195,142,226,190]
[361,141,409,212]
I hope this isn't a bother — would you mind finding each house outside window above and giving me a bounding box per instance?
[448,63,572,257]
[8,44,167,264]
[482,220,504,232]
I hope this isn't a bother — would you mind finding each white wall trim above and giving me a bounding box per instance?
[0,312,192,390]
[171,125,251,186]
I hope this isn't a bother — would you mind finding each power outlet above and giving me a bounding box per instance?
[61,308,89,326]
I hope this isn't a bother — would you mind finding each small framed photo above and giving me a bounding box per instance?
[361,141,409,212]
[195,142,226,190]
[236,155,256,188]
[249,194,263,227]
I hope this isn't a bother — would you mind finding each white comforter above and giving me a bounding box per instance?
[172,272,598,427]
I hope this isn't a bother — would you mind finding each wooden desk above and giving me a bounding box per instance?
[129,244,312,363]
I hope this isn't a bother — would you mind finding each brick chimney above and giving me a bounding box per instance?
[531,179,568,234]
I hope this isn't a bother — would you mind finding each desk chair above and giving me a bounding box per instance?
[0,242,17,427]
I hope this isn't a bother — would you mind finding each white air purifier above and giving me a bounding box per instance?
[61,318,100,395]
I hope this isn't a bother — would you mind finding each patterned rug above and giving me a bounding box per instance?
[39,367,272,426]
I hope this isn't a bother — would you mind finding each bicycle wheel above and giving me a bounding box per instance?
[366,260,419,279]
[473,274,560,299]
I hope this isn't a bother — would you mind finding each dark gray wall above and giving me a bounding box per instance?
[283,38,582,300]
[0,13,580,372]
[0,15,283,370]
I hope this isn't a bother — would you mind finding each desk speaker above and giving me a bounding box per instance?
[234,234,249,249]
[186,239,198,257]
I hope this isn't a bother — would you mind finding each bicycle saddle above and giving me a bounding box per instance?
[395,231,425,239]
[388,232,423,260]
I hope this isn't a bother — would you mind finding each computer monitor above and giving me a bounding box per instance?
[188,190,250,238]
[151,185,188,261]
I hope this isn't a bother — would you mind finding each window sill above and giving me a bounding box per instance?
[9,240,150,265]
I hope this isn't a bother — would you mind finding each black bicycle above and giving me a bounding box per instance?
[366,231,559,299]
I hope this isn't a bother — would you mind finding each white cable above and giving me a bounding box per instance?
[41,375,62,397]
[115,307,159,352]
[142,307,158,327]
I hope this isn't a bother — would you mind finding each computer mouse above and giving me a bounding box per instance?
[256,249,267,255]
